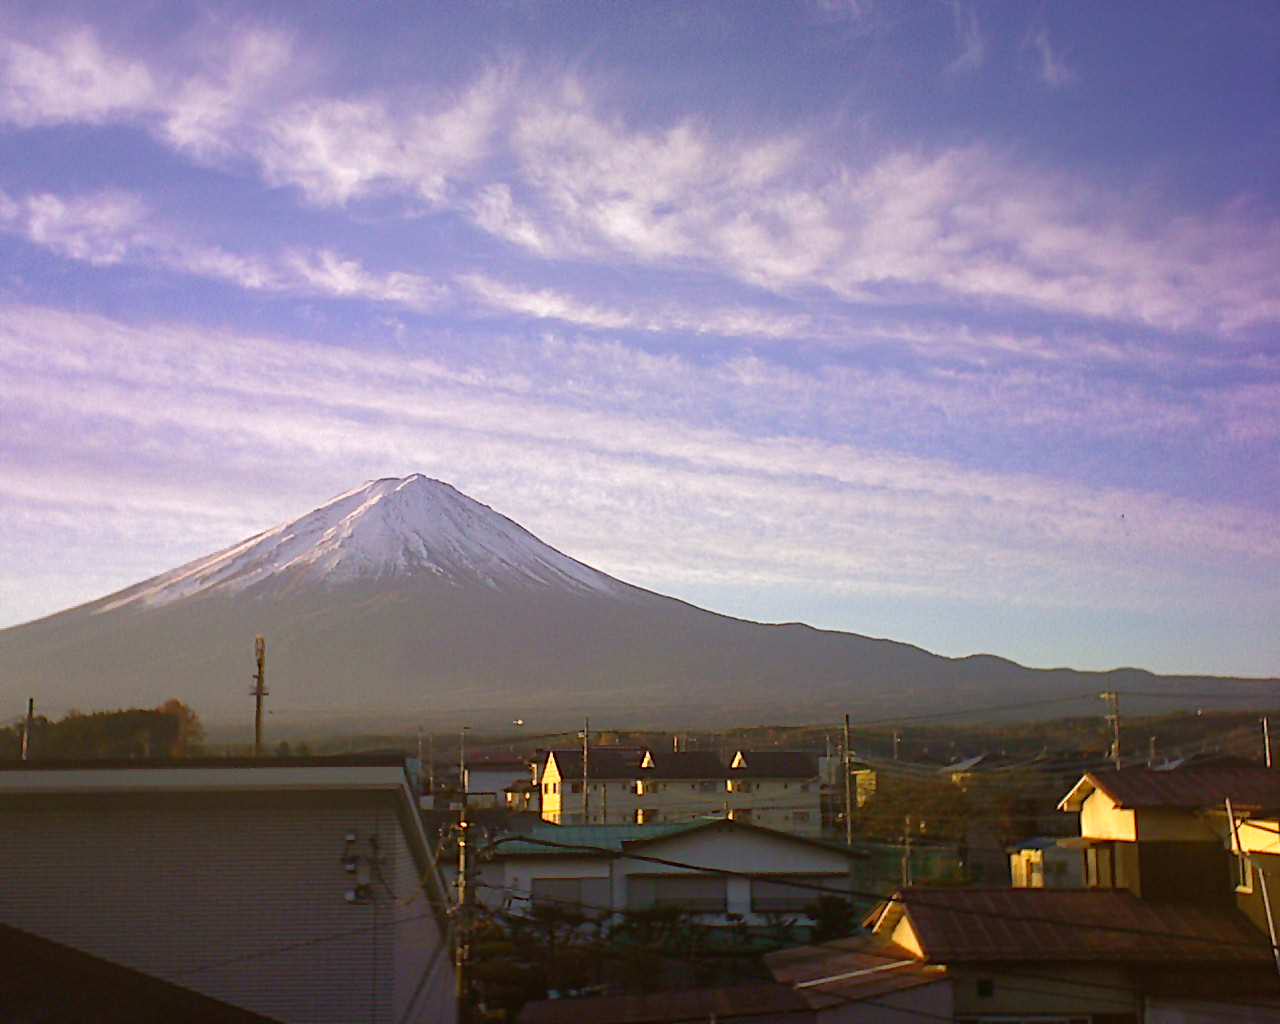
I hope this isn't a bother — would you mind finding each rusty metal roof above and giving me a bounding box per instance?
[887,888,1273,965]
[1060,758,1280,812]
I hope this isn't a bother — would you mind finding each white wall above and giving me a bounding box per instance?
[0,789,453,1024]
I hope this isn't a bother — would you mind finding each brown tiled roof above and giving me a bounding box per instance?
[730,751,818,779]
[517,982,809,1023]
[1083,759,1280,812]
[640,751,725,779]
[888,888,1272,965]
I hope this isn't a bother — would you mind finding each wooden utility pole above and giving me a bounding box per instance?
[901,815,913,886]
[459,726,468,797]
[1101,692,1121,770]
[251,636,268,757]
[20,697,33,761]
[455,802,470,1016]
[1264,717,1273,769]
[581,717,590,824]
[892,729,901,761]
[843,714,854,848]
[428,732,436,793]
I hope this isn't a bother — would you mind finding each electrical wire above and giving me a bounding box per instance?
[484,832,1279,957]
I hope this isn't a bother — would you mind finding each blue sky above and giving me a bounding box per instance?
[1,1,1277,676]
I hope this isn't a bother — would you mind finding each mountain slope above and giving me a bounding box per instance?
[0,476,1273,728]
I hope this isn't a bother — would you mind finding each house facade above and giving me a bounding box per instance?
[0,758,456,1024]
[478,817,860,928]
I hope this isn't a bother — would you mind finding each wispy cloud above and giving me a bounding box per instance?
[0,188,445,310]
[6,25,1276,336]
[946,4,985,74]
[458,273,816,339]
[1027,26,1076,88]
[1,303,1274,630]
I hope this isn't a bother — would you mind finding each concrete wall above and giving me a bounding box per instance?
[0,790,451,1024]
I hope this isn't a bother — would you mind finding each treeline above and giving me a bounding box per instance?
[1,700,204,760]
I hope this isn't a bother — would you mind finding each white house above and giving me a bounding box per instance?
[0,757,456,1024]
[478,817,861,928]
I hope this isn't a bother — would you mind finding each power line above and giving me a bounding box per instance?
[485,832,1279,957]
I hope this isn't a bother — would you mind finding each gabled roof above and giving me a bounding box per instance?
[486,816,866,860]
[1058,757,1280,813]
[728,750,818,778]
[871,888,1273,966]
[546,747,646,780]
[638,750,725,778]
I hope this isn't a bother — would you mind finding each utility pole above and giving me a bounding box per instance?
[901,815,913,886]
[455,800,470,1017]
[459,726,469,799]
[428,732,436,793]
[581,717,590,824]
[250,635,267,757]
[893,729,901,761]
[1100,692,1121,770]
[1147,735,1157,769]
[843,714,854,848]
[1265,717,1273,769]
[20,697,33,761]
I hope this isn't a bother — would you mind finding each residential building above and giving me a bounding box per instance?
[0,757,456,1024]
[478,817,862,928]
[727,750,822,837]
[536,746,645,824]
[465,753,532,801]
[1008,835,1086,888]
[864,886,1278,1021]
[1056,756,1280,903]
[634,749,727,824]
[536,747,824,835]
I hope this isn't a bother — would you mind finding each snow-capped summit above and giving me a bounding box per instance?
[103,474,621,610]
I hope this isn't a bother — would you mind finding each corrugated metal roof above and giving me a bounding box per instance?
[890,887,1273,965]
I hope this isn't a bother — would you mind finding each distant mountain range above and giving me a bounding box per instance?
[1,475,1274,731]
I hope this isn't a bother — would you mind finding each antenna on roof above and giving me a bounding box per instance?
[251,636,268,758]
[1100,691,1121,770]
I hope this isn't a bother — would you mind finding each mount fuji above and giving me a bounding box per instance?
[0,475,1272,729]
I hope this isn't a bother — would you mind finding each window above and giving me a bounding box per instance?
[629,874,727,913]
[530,876,610,913]
[542,782,549,794]
[751,874,847,913]
[570,782,582,794]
